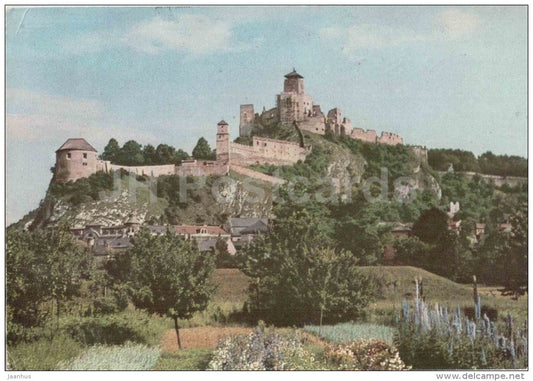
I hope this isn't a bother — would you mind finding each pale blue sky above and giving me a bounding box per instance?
[6,6,527,224]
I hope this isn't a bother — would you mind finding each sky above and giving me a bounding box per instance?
[6,5,528,224]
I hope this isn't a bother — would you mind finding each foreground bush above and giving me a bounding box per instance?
[59,343,161,370]
[8,335,83,370]
[59,312,166,346]
[208,324,319,370]
[325,339,408,370]
[304,323,396,345]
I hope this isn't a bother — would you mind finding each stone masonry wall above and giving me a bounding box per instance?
[350,128,378,143]
[377,132,403,146]
[231,136,310,166]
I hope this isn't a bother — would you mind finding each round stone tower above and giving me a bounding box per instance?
[54,138,98,183]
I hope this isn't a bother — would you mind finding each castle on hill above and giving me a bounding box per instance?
[53,70,409,184]
[239,69,404,145]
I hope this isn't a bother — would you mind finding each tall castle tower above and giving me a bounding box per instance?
[277,69,313,123]
[216,120,230,164]
[239,104,254,137]
[54,138,99,183]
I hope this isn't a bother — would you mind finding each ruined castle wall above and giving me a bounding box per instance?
[231,137,310,166]
[378,132,403,146]
[298,116,326,135]
[410,146,428,162]
[277,93,313,123]
[176,160,228,177]
[108,163,176,177]
[351,128,377,143]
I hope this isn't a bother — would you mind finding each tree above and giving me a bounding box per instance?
[143,144,157,165]
[101,138,120,162]
[412,207,449,244]
[192,137,215,160]
[334,219,383,265]
[6,230,48,330]
[393,236,431,267]
[119,140,145,165]
[127,231,215,349]
[239,209,375,326]
[30,225,93,321]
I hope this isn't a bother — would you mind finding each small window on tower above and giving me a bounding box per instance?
[67,153,71,159]
[83,162,88,166]
[83,153,87,159]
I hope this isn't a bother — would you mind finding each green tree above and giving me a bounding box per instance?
[6,231,48,330]
[101,138,120,162]
[500,203,527,299]
[142,144,156,165]
[127,231,215,349]
[412,207,449,244]
[119,140,145,165]
[393,236,431,267]
[192,137,215,160]
[239,209,375,325]
[30,226,93,321]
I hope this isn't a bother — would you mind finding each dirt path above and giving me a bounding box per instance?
[161,326,252,352]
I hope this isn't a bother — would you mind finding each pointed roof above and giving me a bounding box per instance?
[285,68,303,79]
[218,120,228,125]
[56,138,97,153]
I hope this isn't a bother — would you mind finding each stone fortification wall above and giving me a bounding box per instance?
[176,160,229,177]
[439,171,527,188]
[230,164,286,185]
[105,163,176,177]
[410,146,428,162]
[298,116,326,135]
[350,128,378,143]
[231,136,310,166]
[377,132,403,146]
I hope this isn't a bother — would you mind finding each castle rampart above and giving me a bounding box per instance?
[231,136,310,166]
[350,128,378,143]
[377,131,403,145]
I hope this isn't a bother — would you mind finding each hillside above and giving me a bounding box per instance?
[12,125,441,230]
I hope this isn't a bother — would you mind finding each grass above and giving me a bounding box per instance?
[152,349,213,370]
[304,323,396,346]
[59,343,161,370]
[8,335,84,370]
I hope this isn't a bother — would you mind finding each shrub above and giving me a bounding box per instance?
[208,324,320,370]
[59,312,166,346]
[8,335,84,370]
[325,339,408,370]
[59,343,161,370]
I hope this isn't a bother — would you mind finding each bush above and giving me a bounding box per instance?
[8,335,84,370]
[92,288,129,315]
[325,339,408,370]
[59,312,166,346]
[208,324,320,370]
[59,343,161,370]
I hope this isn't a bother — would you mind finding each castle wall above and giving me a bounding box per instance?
[298,116,326,135]
[277,93,313,123]
[377,132,403,146]
[350,128,377,143]
[410,145,428,162]
[55,150,99,183]
[107,163,176,177]
[176,160,229,176]
[230,137,310,166]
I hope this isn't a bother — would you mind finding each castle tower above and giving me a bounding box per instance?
[277,69,313,123]
[216,120,230,164]
[54,138,99,183]
[239,104,254,137]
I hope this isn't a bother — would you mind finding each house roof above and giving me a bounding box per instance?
[173,225,228,236]
[92,237,132,255]
[229,218,269,235]
[285,69,303,79]
[56,138,97,153]
[218,120,228,125]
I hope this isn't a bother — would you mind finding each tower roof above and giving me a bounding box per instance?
[56,138,97,153]
[217,120,228,125]
[284,68,303,79]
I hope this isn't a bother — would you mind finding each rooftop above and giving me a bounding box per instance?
[285,69,303,79]
[56,138,97,153]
